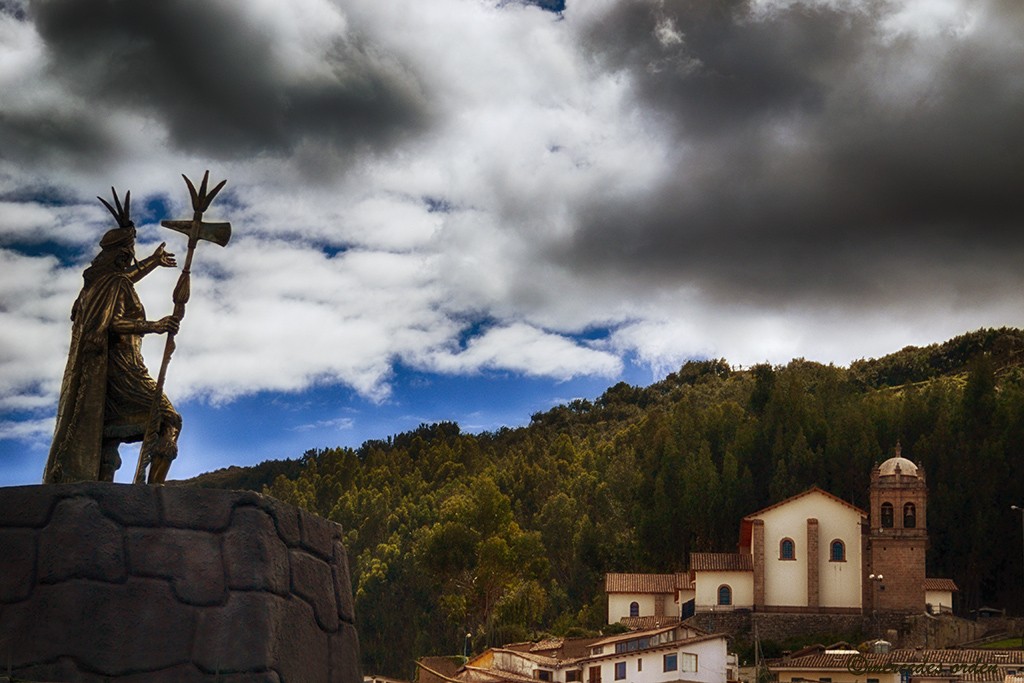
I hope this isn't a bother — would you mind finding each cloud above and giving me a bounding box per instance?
[560,0,1024,306]
[0,249,79,410]
[20,0,429,170]
[428,322,623,379]
[291,416,355,432]
[2,0,1024,427]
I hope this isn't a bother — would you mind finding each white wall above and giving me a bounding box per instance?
[695,570,753,610]
[754,491,862,609]
[774,668,898,683]
[590,637,731,683]
[926,589,953,613]
[609,593,668,624]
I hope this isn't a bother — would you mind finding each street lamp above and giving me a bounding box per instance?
[1011,506,1024,642]
[869,573,884,637]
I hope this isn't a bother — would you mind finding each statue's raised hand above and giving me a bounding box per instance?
[152,242,177,268]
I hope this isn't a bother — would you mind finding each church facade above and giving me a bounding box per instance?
[607,450,956,624]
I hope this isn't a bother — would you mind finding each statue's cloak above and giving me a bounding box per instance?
[43,272,133,483]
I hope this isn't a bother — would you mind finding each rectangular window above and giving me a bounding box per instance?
[681,653,698,673]
[566,671,582,682]
[535,671,552,681]
[614,662,626,680]
[867,678,879,683]
[637,659,642,672]
[664,654,678,672]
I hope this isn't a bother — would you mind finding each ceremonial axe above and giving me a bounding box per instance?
[134,171,232,484]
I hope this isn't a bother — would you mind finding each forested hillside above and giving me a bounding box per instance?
[188,328,1024,677]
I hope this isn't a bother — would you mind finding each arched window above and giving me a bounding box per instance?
[780,538,796,560]
[629,601,639,618]
[830,539,846,562]
[881,502,894,528]
[717,585,732,606]
[903,503,916,528]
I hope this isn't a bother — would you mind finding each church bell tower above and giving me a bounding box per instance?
[865,445,927,614]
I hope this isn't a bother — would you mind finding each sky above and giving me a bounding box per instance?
[1,0,1023,487]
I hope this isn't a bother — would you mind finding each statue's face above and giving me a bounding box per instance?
[114,246,134,270]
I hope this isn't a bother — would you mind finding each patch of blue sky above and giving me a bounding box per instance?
[0,354,664,487]
[2,240,84,266]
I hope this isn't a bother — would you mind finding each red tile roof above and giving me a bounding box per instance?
[772,648,1024,682]
[690,552,753,572]
[605,572,691,593]
[924,577,959,592]
[619,616,681,630]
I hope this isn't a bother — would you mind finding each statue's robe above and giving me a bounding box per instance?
[43,271,178,483]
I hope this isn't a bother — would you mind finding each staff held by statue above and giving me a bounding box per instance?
[134,171,232,484]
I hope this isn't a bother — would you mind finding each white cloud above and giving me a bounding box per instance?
[0,250,78,409]
[291,416,355,432]
[1,0,1023,431]
[0,416,54,441]
[428,323,623,379]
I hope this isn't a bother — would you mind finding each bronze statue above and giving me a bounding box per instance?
[45,173,231,485]
[43,189,182,484]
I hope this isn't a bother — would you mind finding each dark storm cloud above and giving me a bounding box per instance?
[0,108,115,168]
[566,0,1024,306]
[28,0,430,161]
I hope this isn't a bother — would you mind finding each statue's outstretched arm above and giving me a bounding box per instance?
[128,243,177,282]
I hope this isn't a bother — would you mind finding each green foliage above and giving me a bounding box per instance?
[186,328,1024,677]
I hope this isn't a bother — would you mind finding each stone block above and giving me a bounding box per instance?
[224,506,290,594]
[160,487,235,531]
[194,592,283,673]
[219,674,283,683]
[299,510,337,560]
[278,595,331,683]
[333,540,356,623]
[262,497,302,546]
[291,549,339,632]
[0,485,359,681]
[195,593,330,682]
[39,497,126,584]
[0,528,35,603]
[86,482,161,526]
[128,527,226,605]
[330,622,363,683]
[217,673,283,683]
[3,578,196,674]
[12,656,82,683]
[72,663,207,683]
[0,484,56,527]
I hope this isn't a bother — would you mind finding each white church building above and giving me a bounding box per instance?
[607,451,956,623]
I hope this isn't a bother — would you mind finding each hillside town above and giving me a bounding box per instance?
[385,450,1024,683]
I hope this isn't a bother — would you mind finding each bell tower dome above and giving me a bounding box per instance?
[865,444,928,614]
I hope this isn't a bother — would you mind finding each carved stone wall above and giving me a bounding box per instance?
[0,483,360,682]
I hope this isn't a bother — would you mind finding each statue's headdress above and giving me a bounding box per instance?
[97,187,136,249]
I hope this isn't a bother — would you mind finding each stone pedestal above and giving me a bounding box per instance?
[0,483,360,682]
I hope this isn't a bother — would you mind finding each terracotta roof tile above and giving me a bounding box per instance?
[773,648,1024,681]
[605,573,680,593]
[924,577,959,592]
[690,552,753,572]
[620,616,681,630]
